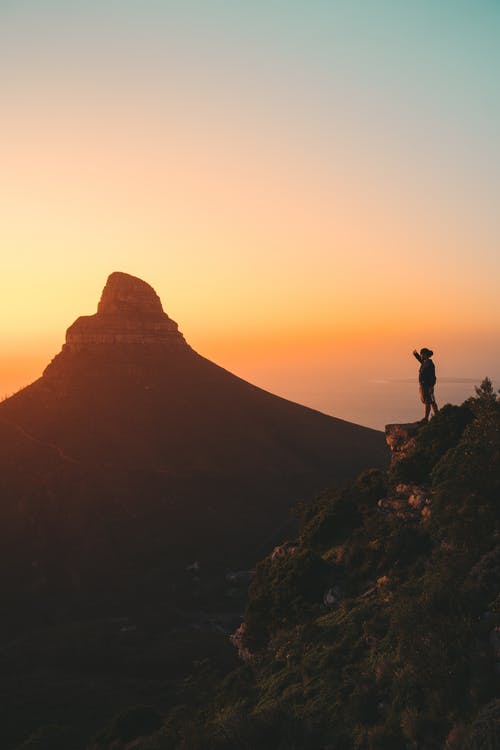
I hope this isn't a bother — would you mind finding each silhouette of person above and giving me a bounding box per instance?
[413,348,438,422]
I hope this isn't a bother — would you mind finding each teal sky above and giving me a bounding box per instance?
[3,1,499,262]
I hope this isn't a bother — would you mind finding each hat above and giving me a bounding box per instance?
[420,348,433,357]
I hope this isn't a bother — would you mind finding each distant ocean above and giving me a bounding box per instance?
[239,365,498,434]
[323,378,493,431]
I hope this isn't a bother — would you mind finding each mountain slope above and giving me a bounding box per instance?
[101,381,499,750]
[0,272,387,589]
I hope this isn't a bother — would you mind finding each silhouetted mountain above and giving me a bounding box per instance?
[0,272,387,602]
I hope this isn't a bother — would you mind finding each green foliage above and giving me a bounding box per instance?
[244,548,329,650]
[432,384,500,492]
[299,487,363,549]
[354,468,388,503]
[88,381,500,750]
[428,383,500,555]
[390,403,473,484]
[339,518,431,596]
[298,469,387,552]
[473,376,498,408]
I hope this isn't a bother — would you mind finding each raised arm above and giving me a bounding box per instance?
[413,349,422,363]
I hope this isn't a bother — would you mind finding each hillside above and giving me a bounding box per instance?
[85,380,500,750]
[0,272,387,597]
[0,272,388,749]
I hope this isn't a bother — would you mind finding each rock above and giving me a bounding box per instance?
[420,506,432,521]
[271,542,299,560]
[378,481,432,521]
[230,622,254,663]
[64,272,188,350]
[408,493,427,511]
[97,272,164,315]
[385,422,422,464]
[378,497,406,512]
[323,585,344,609]
[395,482,414,495]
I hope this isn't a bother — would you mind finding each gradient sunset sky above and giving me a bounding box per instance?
[1,1,499,428]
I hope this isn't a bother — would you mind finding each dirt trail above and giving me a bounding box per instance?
[0,416,82,466]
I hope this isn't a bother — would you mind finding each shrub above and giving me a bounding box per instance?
[300,487,363,549]
[390,403,473,484]
[96,704,163,744]
[244,549,329,650]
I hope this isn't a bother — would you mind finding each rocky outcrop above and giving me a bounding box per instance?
[230,622,254,663]
[384,422,422,465]
[64,272,188,350]
[270,542,299,561]
[377,482,432,521]
[323,585,344,609]
[380,423,432,520]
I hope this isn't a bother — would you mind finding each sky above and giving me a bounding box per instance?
[1,1,499,428]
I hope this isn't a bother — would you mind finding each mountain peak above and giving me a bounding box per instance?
[63,272,187,350]
[97,272,164,316]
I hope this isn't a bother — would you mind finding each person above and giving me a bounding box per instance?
[413,347,438,421]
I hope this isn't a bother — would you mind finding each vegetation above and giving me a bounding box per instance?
[11,380,500,749]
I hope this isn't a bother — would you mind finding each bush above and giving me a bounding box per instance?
[244,549,329,650]
[115,381,500,750]
[96,704,163,744]
[300,487,363,549]
[390,403,473,484]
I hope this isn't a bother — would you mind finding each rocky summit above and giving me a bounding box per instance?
[65,272,187,349]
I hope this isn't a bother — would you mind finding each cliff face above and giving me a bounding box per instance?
[64,272,187,350]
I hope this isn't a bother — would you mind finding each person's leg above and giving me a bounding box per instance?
[431,399,439,416]
[419,386,430,421]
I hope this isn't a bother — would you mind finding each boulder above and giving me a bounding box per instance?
[385,422,422,464]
